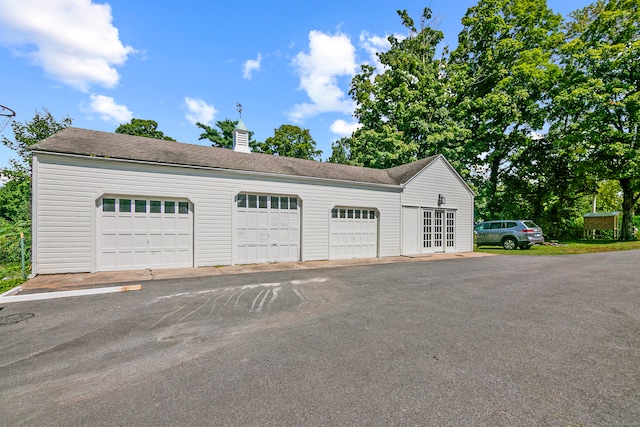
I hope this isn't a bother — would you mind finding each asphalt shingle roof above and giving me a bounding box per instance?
[32,127,439,186]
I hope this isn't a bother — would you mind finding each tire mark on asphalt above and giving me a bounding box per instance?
[151,302,191,327]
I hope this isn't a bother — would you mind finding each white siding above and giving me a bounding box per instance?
[33,154,402,274]
[401,157,475,252]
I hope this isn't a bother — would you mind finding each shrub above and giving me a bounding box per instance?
[0,219,31,268]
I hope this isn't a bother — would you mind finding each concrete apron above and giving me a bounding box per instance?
[21,252,495,294]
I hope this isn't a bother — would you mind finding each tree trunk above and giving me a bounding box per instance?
[619,178,637,241]
[486,156,501,217]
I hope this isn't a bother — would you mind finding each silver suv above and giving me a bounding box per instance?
[475,220,544,250]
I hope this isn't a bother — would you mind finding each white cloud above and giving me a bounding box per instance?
[289,30,357,121]
[330,119,362,137]
[359,31,391,72]
[184,97,216,125]
[0,0,135,91]
[242,53,262,80]
[87,94,132,123]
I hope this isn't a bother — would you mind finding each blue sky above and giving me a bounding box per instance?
[0,0,592,170]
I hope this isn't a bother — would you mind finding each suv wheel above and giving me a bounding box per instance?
[502,237,518,250]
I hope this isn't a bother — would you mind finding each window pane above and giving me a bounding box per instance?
[178,201,189,214]
[237,194,246,208]
[290,198,297,210]
[119,199,131,212]
[340,209,346,218]
[165,201,175,214]
[369,210,376,219]
[271,196,279,209]
[150,200,161,213]
[248,195,257,208]
[331,208,338,218]
[280,197,288,209]
[355,209,361,219]
[135,200,147,213]
[259,195,267,208]
[102,198,115,212]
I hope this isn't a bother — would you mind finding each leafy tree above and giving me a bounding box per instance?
[252,124,321,160]
[0,170,31,222]
[115,118,175,141]
[1,108,73,174]
[450,0,563,219]
[344,8,468,169]
[197,119,257,149]
[327,137,352,164]
[0,109,70,273]
[197,119,236,148]
[551,0,640,240]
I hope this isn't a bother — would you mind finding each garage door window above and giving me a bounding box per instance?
[119,199,131,212]
[103,198,116,212]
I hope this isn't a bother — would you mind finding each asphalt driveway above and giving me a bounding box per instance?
[1,251,639,426]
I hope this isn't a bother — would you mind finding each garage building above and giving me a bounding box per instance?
[31,124,475,275]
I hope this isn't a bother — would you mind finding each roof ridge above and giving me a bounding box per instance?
[33,127,437,187]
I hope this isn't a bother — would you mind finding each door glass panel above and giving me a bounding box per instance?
[289,198,297,210]
[248,195,257,208]
[120,199,132,212]
[150,200,161,213]
[271,196,279,209]
[135,200,147,213]
[102,198,115,212]
[178,201,189,214]
[165,201,175,214]
[237,194,247,208]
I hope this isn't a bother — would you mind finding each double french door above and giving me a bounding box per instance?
[422,209,455,253]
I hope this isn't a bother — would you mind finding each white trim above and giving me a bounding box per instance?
[31,155,39,276]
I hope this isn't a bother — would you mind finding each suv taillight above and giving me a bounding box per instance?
[521,229,535,233]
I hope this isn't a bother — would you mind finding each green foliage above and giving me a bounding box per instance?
[451,0,563,218]
[551,0,640,239]
[0,218,30,267]
[115,118,175,141]
[344,8,469,170]
[0,170,31,222]
[197,119,257,149]
[197,119,236,148]
[0,276,26,294]
[1,108,72,174]
[251,124,321,160]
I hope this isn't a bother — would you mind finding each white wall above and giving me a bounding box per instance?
[33,154,402,274]
[401,157,475,253]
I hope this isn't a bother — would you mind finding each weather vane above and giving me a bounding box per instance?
[236,103,243,118]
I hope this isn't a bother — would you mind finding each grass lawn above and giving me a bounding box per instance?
[476,239,640,255]
[0,263,26,294]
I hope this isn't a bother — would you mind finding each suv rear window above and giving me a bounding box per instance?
[522,220,539,228]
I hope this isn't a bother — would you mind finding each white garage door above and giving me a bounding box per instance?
[236,193,300,264]
[330,207,378,259]
[99,197,193,271]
